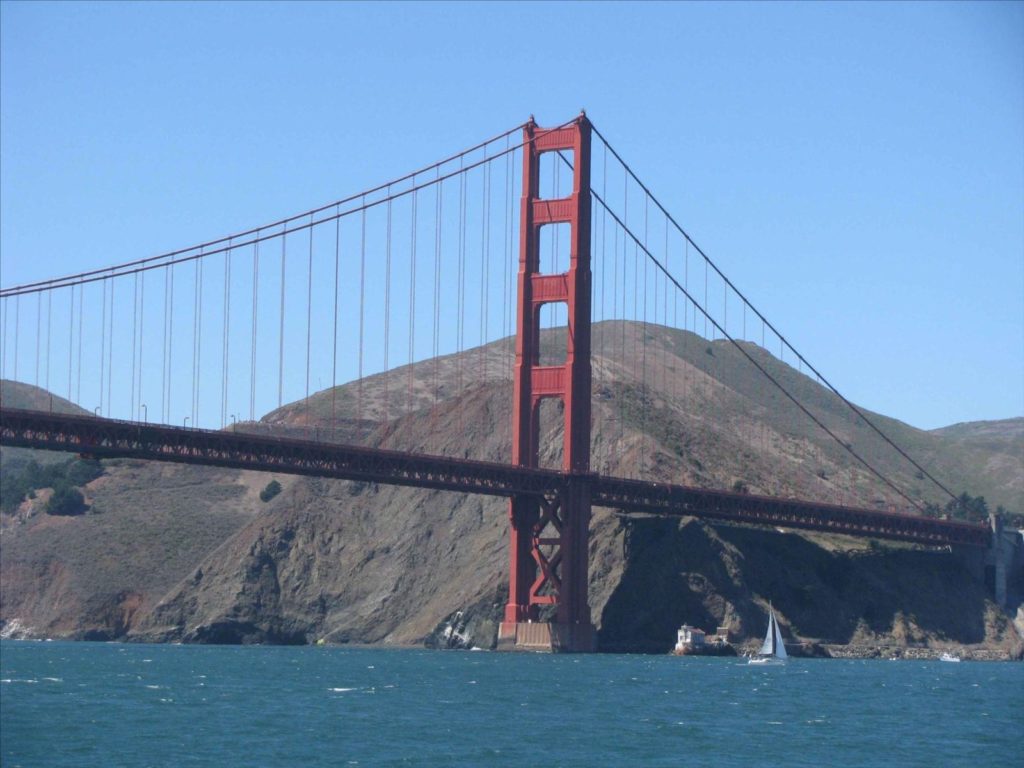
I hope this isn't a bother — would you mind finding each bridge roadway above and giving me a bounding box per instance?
[0,407,989,548]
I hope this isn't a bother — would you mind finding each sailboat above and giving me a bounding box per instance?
[748,605,787,665]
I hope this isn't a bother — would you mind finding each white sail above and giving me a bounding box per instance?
[757,607,787,659]
[758,613,775,656]
[772,611,788,659]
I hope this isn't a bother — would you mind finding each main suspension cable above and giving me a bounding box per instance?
[588,123,958,504]
[3,122,533,296]
[589,186,925,512]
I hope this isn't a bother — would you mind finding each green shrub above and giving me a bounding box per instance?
[66,458,104,487]
[260,480,282,503]
[1,474,31,513]
[46,485,86,516]
[0,457,104,514]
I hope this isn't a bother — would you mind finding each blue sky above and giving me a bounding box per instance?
[1,1,1021,430]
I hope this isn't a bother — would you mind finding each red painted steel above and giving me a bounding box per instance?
[0,408,564,496]
[501,114,595,651]
[0,406,991,550]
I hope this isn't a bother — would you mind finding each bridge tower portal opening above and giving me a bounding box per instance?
[498,114,596,652]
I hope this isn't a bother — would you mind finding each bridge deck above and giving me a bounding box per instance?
[0,407,989,548]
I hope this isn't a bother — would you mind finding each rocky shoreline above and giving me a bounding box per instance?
[3,621,1023,662]
[819,644,1022,662]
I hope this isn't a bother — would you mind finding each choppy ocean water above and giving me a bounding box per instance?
[1,640,1021,767]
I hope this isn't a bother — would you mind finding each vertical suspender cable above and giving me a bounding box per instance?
[502,141,510,362]
[621,169,628,466]
[14,295,20,384]
[99,281,106,413]
[131,274,139,416]
[664,218,670,392]
[45,292,51,395]
[481,159,490,380]
[384,195,392,430]
[76,282,83,406]
[251,237,260,423]
[279,228,286,409]
[761,318,766,479]
[192,260,200,424]
[617,223,625,462]
[139,270,145,418]
[510,148,518,382]
[782,335,788,492]
[744,302,752,489]
[108,277,115,417]
[167,264,175,425]
[194,258,202,426]
[358,203,366,441]
[626,241,634,481]
[13,296,20,385]
[222,242,231,427]
[67,286,74,399]
[673,233,679,404]
[160,264,166,421]
[457,165,467,431]
[433,173,442,411]
[723,278,727,342]
[191,261,198,424]
[477,161,485,382]
[641,197,649,476]
[509,144,517,370]
[1,296,6,381]
[600,144,608,406]
[408,189,418,414]
[684,239,690,420]
[35,293,41,386]
[612,216,620,422]
[703,257,709,405]
[331,212,339,436]
[306,217,314,432]
[631,216,639,462]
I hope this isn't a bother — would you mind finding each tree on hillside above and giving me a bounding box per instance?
[945,492,989,524]
[46,485,86,516]
[260,480,282,503]
[0,457,104,514]
[65,458,104,487]
[2,459,59,514]
[0,473,31,513]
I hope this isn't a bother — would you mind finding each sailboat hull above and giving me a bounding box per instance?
[747,656,786,665]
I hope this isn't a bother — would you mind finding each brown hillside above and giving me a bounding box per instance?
[1,322,1021,655]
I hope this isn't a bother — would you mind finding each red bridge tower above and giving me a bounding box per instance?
[498,114,595,652]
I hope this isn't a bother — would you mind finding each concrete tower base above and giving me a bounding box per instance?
[497,621,596,653]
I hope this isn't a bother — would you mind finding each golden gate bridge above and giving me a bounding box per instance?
[0,113,992,651]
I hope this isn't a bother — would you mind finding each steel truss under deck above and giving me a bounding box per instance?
[0,407,989,549]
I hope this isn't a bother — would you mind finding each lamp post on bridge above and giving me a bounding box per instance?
[141,404,147,423]
[184,416,190,429]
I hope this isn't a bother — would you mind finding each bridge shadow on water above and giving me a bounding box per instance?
[595,516,993,654]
